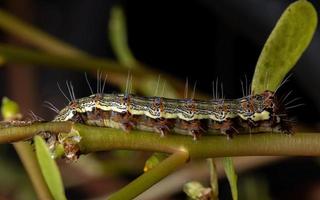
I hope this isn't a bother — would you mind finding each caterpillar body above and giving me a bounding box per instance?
[53,90,291,140]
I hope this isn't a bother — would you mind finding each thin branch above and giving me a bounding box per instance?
[0,44,138,75]
[0,44,189,98]
[77,124,320,158]
[1,122,320,158]
[107,151,189,200]
[0,9,87,57]
[0,121,73,143]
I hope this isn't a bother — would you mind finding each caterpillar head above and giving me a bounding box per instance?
[238,91,278,122]
[248,91,289,124]
[53,96,90,122]
[54,105,76,122]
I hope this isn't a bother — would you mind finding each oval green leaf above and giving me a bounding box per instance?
[222,157,238,200]
[252,0,317,93]
[208,158,219,200]
[34,135,67,200]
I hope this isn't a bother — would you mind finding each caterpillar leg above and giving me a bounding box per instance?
[176,119,205,140]
[220,119,239,139]
[153,118,175,137]
[110,111,136,132]
[137,117,174,137]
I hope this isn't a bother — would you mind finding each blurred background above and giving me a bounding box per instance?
[0,0,320,199]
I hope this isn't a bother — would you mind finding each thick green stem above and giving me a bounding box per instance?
[107,151,189,200]
[77,124,320,158]
[1,122,320,158]
[0,121,73,143]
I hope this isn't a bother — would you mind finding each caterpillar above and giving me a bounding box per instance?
[52,86,291,140]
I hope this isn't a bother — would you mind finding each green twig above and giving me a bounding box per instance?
[107,150,189,200]
[0,9,197,98]
[0,9,87,57]
[77,124,320,158]
[0,121,73,143]
[1,122,320,158]
[0,44,139,75]
[0,44,192,98]
[0,8,200,98]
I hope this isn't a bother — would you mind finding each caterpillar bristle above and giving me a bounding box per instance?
[28,110,44,122]
[43,101,59,114]
[84,72,94,95]
[57,82,71,103]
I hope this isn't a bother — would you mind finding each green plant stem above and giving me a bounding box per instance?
[0,4,198,98]
[14,142,53,200]
[1,122,320,158]
[0,44,139,75]
[0,9,176,97]
[0,7,176,96]
[0,121,72,143]
[0,43,151,93]
[0,44,194,98]
[77,124,320,158]
[107,150,189,200]
[0,9,87,57]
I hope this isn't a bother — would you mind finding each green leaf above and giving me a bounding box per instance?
[252,0,317,93]
[222,157,238,200]
[208,159,219,200]
[34,135,67,200]
[109,5,138,68]
[1,97,21,120]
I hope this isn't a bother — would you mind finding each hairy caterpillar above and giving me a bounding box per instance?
[52,80,291,140]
